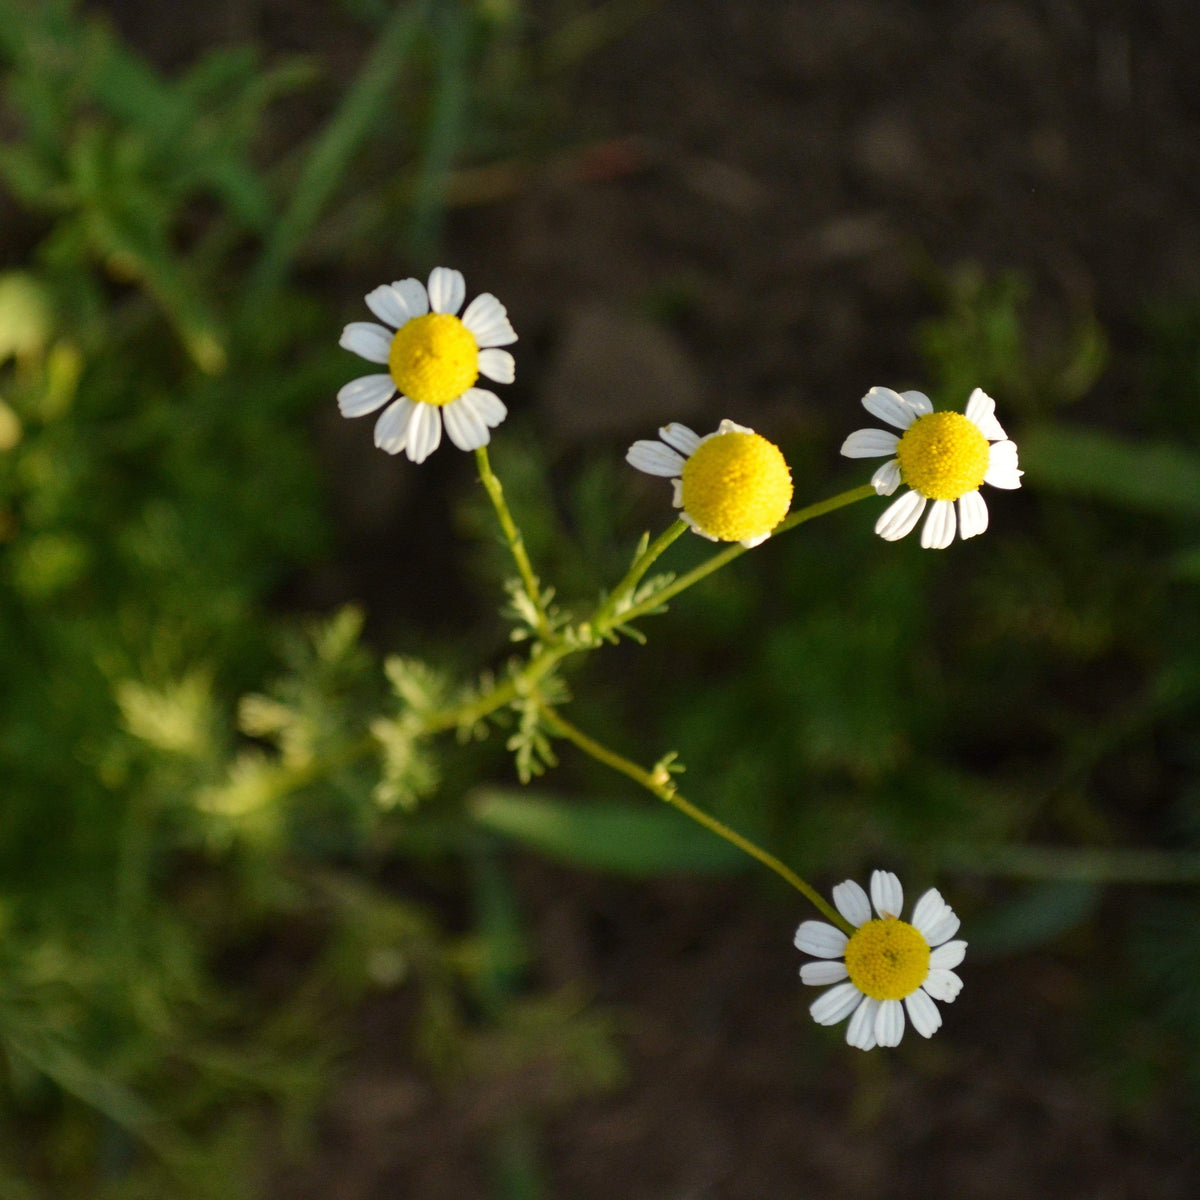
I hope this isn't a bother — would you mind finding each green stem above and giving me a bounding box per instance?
[475,446,553,641]
[605,483,876,630]
[227,482,877,820]
[423,643,573,734]
[538,704,853,933]
[424,483,877,734]
[593,519,688,628]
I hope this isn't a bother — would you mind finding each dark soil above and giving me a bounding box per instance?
[275,870,1198,1200]
[105,1,1200,1196]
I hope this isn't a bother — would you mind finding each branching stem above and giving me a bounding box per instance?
[593,519,689,628]
[423,482,878,734]
[610,483,877,628]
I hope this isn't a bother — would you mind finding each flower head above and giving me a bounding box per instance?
[795,870,966,1050]
[841,387,1022,548]
[338,267,516,464]
[626,420,793,547]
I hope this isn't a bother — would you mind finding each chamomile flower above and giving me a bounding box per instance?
[795,870,966,1050]
[841,387,1022,549]
[626,420,793,547]
[338,267,516,464]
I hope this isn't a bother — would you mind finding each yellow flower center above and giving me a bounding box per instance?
[844,918,930,1001]
[896,411,990,501]
[388,313,479,407]
[679,431,793,543]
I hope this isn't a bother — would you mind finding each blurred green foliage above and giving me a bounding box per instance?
[0,1,622,1195]
[0,0,1199,1196]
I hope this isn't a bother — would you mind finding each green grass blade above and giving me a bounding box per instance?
[409,0,471,256]
[1021,422,1200,518]
[246,0,429,306]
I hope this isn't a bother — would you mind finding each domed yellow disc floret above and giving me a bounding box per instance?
[843,918,930,1001]
[679,431,793,543]
[896,411,990,501]
[388,313,479,407]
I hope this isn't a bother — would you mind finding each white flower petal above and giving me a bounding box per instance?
[427,267,466,315]
[920,908,961,947]
[374,397,416,455]
[985,467,1023,491]
[875,998,906,1047]
[404,402,442,464]
[985,439,1023,489]
[627,440,687,477]
[870,459,903,496]
[800,960,849,987]
[920,498,957,549]
[899,390,934,417]
[339,321,393,364]
[957,490,989,539]
[922,969,964,1003]
[911,889,950,937]
[846,996,878,1050]
[863,386,921,431]
[841,428,900,459]
[810,982,863,1026]
[715,419,753,436]
[930,939,967,970]
[905,988,943,1038]
[442,393,490,451]
[461,292,517,347]
[671,478,685,508]
[339,274,518,461]
[870,870,904,919]
[365,285,408,328]
[461,387,507,428]
[987,439,1020,470]
[477,347,515,384]
[660,423,702,456]
[797,873,966,1045]
[874,490,926,541]
[794,920,848,959]
[392,278,429,319]
[965,387,1007,440]
[338,373,395,418]
[832,879,872,927]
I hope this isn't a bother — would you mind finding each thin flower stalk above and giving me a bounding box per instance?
[591,519,689,630]
[421,483,878,733]
[474,446,554,642]
[610,483,876,629]
[537,703,853,934]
